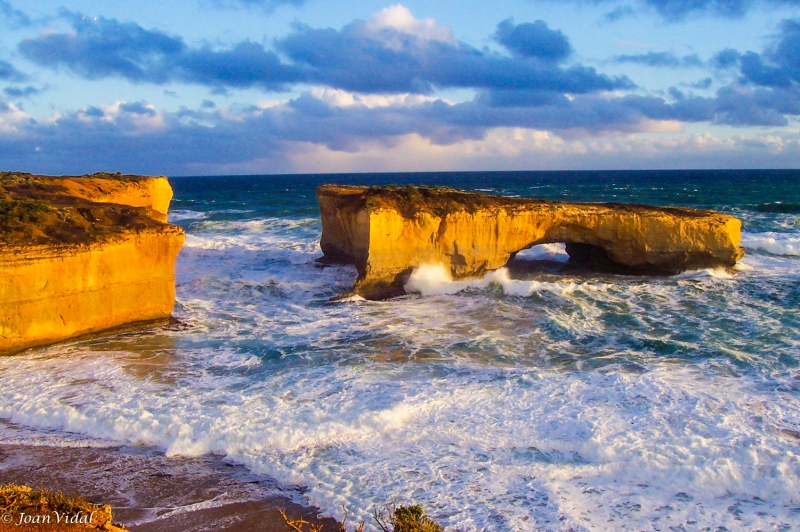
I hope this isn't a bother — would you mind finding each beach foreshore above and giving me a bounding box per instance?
[0,430,338,531]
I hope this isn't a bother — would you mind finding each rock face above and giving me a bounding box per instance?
[318,184,744,299]
[0,172,184,355]
[45,173,175,222]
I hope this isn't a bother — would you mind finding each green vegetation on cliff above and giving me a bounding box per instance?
[362,184,532,218]
[0,172,167,246]
[356,184,713,219]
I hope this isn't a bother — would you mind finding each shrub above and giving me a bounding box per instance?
[375,505,443,532]
[279,503,443,532]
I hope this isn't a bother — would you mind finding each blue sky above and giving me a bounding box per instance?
[1,0,800,175]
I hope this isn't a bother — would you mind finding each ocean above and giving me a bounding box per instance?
[1,170,799,531]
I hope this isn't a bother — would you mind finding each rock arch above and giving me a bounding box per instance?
[317,184,744,300]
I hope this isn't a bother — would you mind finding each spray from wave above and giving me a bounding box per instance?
[742,232,800,256]
[404,264,608,297]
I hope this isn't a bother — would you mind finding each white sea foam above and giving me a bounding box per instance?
[1,211,799,531]
[737,250,800,277]
[168,209,208,222]
[0,353,798,531]
[742,231,800,256]
[0,420,122,448]
[214,209,255,214]
[673,267,733,279]
[405,263,608,297]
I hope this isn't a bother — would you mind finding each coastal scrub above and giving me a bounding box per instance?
[0,484,127,531]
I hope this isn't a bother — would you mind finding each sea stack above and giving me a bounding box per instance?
[0,172,185,355]
[317,184,744,299]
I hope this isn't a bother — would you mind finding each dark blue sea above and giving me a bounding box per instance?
[1,170,799,530]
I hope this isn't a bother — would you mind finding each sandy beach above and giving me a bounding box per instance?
[0,434,338,532]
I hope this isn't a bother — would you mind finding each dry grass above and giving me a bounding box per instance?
[362,184,532,218]
[279,505,364,532]
[0,172,166,246]
[0,484,122,530]
[320,183,717,220]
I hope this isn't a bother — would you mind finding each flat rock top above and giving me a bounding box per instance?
[317,184,725,220]
[0,172,170,248]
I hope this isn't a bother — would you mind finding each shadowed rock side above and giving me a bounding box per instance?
[0,172,185,355]
[317,184,744,300]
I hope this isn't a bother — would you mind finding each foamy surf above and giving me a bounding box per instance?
[168,209,209,222]
[2,173,800,531]
[0,350,798,531]
[742,231,800,256]
[673,267,734,279]
[405,264,609,297]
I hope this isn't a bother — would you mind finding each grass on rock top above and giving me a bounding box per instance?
[362,184,534,218]
[322,183,717,220]
[0,172,169,247]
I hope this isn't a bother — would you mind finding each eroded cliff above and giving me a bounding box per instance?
[318,184,744,299]
[0,172,184,355]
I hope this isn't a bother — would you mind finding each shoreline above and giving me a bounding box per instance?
[0,424,338,532]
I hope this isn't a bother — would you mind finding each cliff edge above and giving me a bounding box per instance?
[0,172,185,355]
[317,184,744,299]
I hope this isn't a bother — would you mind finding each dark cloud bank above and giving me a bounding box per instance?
[17,13,630,95]
[4,9,800,173]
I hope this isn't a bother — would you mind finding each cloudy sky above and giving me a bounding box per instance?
[1,0,800,175]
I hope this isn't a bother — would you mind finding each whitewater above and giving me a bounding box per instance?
[1,170,799,531]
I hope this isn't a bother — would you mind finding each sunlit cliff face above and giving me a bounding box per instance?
[0,174,184,355]
[317,185,743,299]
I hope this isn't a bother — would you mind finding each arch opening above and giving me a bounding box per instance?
[507,241,629,276]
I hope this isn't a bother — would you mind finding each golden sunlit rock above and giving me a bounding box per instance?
[0,172,184,355]
[318,184,744,299]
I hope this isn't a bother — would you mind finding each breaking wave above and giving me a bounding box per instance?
[742,231,800,256]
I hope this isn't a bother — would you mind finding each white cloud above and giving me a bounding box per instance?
[308,87,443,109]
[104,101,166,133]
[71,101,166,133]
[279,127,800,174]
[0,101,32,134]
[363,5,455,47]
[5,94,800,175]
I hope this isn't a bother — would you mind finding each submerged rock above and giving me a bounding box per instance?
[0,172,185,355]
[317,184,744,299]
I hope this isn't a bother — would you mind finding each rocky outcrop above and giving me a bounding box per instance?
[318,185,744,299]
[46,173,174,222]
[0,172,184,355]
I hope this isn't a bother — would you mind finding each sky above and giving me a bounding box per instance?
[1,0,800,175]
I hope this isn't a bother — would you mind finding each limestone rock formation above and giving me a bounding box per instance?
[0,172,185,355]
[42,173,175,222]
[318,184,744,299]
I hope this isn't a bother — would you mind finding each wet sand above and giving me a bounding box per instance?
[0,442,339,531]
